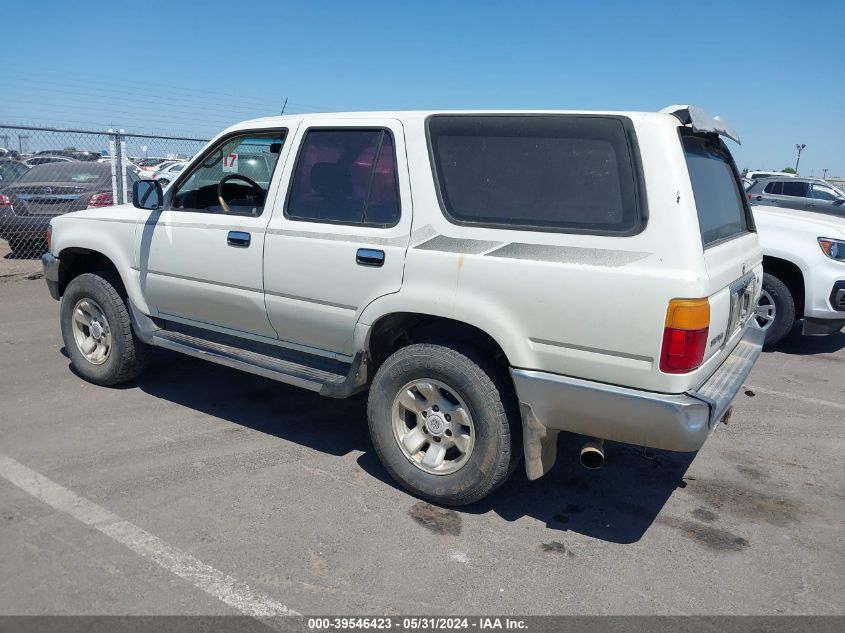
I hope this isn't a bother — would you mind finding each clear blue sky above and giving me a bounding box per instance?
[3,0,844,176]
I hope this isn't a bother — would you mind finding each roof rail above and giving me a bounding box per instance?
[661,105,740,145]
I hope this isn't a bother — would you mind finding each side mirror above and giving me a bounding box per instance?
[833,199,845,206]
[132,179,163,210]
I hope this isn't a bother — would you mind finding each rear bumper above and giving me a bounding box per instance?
[512,325,765,480]
[41,253,61,300]
[0,213,52,240]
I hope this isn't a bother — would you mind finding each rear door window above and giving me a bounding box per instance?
[286,129,400,227]
[426,115,643,234]
[764,181,783,194]
[781,181,809,197]
[681,133,752,247]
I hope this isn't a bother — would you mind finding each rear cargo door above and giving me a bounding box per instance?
[682,131,762,365]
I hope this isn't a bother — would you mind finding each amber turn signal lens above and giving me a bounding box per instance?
[664,298,710,330]
[45,225,52,253]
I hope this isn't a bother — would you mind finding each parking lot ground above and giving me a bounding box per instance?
[0,277,843,616]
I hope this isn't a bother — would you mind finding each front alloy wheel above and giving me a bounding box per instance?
[70,298,112,365]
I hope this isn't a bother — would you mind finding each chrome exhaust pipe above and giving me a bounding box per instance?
[580,439,605,470]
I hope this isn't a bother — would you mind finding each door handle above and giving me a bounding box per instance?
[356,248,385,267]
[227,231,251,247]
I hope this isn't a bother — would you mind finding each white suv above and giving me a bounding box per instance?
[42,105,764,505]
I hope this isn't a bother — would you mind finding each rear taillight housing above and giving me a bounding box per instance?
[87,192,113,208]
[0,193,12,207]
[660,298,710,374]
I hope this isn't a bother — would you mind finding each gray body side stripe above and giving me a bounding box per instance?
[139,269,356,311]
[141,221,260,233]
[71,217,136,225]
[486,243,650,267]
[265,227,408,247]
[414,235,504,255]
[265,291,357,312]
[143,269,261,293]
[530,338,654,363]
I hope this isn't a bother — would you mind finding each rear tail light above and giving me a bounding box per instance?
[0,193,12,207]
[660,298,710,374]
[87,192,113,208]
[46,225,52,252]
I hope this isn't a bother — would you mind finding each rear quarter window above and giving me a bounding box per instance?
[682,133,752,247]
[426,115,644,234]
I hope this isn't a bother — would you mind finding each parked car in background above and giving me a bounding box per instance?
[747,176,845,217]
[22,155,75,167]
[137,160,180,179]
[34,149,101,162]
[0,162,136,254]
[753,205,845,346]
[135,157,170,172]
[41,105,764,505]
[0,148,21,160]
[746,170,797,180]
[152,161,187,185]
[0,158,30,186]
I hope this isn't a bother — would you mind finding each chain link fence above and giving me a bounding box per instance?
[0,124,208,279]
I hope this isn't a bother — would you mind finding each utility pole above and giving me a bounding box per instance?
[822,168,828,180]
[795,143,806,174]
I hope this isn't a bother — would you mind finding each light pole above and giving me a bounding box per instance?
[795,143,806,174]
[822,168,828,180]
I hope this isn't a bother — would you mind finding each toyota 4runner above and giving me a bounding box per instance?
[42,105,764,505]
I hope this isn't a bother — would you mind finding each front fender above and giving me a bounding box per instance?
[52,211,151,314]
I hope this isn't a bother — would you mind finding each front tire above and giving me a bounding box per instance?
[367,343,520,506]
[756,272,796,349]
[60,272,149,386]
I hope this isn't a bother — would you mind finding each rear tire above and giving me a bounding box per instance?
[60,272,150,386]
[757,272,796,349]
[367,343,520,506]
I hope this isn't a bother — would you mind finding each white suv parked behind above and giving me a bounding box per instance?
[42,105,763,505]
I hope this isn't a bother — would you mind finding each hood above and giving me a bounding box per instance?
[753,204,845,240]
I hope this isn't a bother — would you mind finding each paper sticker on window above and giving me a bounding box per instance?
[223,153,238,172]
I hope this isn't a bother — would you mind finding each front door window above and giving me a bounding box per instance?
[172,132,286,217]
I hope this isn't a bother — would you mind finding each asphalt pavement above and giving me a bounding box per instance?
[1,276,843,615]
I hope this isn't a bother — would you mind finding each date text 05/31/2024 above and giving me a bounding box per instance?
[307,617,528,630]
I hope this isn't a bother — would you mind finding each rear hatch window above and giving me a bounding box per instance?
[682,132,752,247]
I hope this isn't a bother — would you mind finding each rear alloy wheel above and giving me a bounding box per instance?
[368,343,520,506]
[756,272,796,349]
[391,378,476,475]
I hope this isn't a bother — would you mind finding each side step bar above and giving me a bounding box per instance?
[150,329,367,398]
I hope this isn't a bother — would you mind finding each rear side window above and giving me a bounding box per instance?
[682,133,751,247]
[426,115,643,234]
[286,129,400,227]
[764,181,783,194]
[781,181,809,197]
